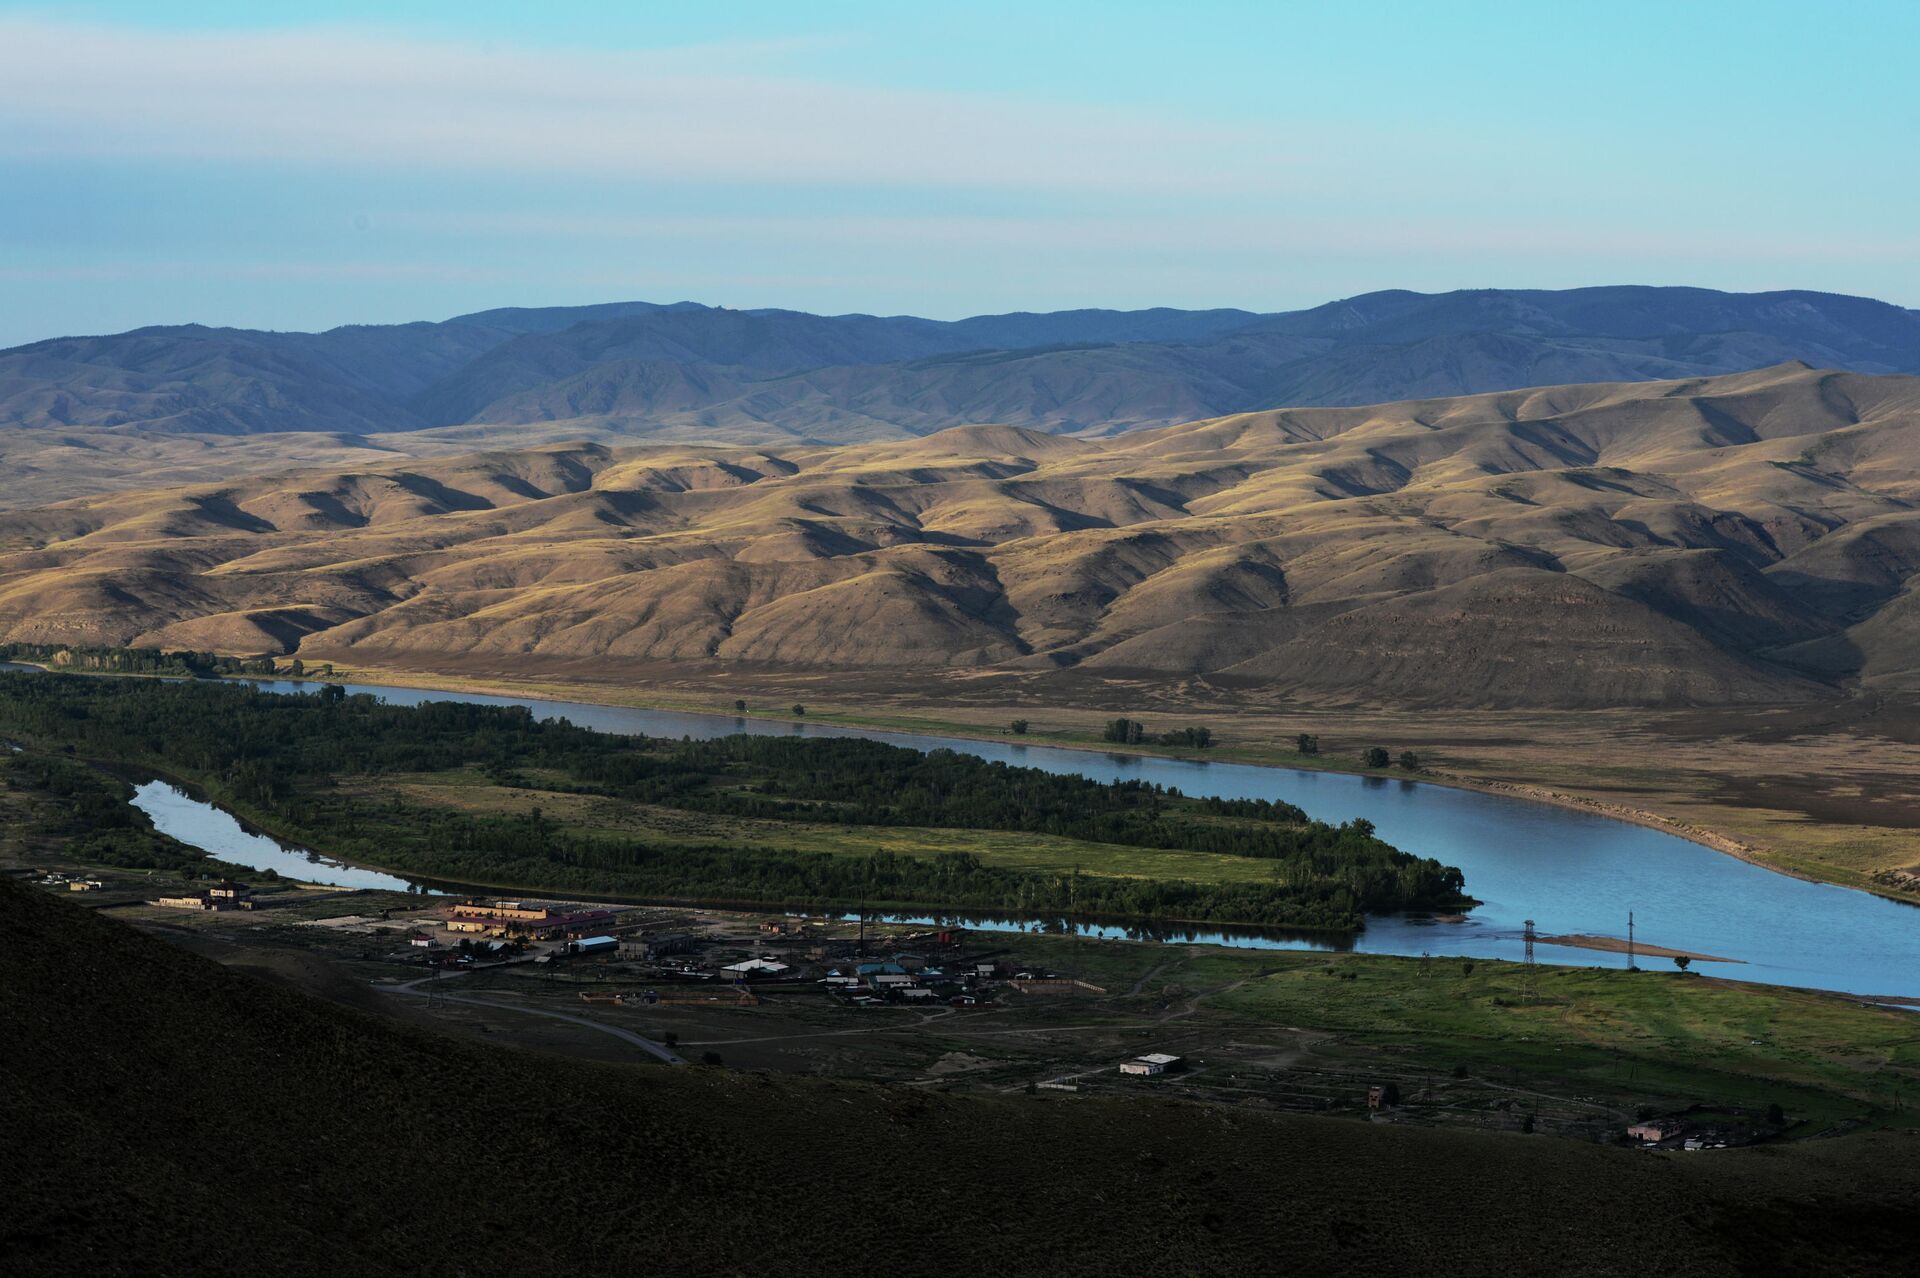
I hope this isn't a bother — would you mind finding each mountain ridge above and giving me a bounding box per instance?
[3,287,1914,448]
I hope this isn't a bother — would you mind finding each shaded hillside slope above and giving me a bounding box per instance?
[6,878,1920,1276]
[0,365,1916,707]
[2,288,1914,460]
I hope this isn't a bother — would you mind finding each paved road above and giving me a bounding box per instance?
[376,968,686,1065]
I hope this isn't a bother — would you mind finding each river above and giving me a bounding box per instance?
[85,673,1912,998]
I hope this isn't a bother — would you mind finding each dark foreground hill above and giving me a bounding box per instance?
[4,878,1919,1276]
[2,287,1914,454]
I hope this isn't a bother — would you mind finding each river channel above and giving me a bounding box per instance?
[84,673,1917,998]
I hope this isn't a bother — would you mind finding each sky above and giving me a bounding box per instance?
[0,1,1916,345]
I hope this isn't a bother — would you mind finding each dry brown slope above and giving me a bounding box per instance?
[0,364,1915,707]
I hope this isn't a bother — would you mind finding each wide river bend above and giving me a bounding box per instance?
[60,671,1917,998]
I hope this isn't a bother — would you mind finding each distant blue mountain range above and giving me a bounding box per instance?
[2,286,1914,441]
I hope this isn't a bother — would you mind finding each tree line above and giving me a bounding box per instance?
[0,642,286,679]
[0,672,1470,929]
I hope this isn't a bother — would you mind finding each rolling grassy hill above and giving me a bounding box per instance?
[0,363,1916,708]
[7,875,1920,1275]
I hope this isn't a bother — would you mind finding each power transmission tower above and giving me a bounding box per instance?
[1523,918,1536,1003]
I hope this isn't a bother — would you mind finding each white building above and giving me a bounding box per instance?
[1119,1053,1183,1077]
[721,958,791,977]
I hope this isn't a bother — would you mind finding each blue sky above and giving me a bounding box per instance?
[1,1,1915,344]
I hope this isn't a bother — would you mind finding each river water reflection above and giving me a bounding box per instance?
[131,779,430,893]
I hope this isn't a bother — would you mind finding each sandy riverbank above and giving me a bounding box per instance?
[1537,934,1743,964]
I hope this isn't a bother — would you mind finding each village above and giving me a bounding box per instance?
[13,858,1804,1152]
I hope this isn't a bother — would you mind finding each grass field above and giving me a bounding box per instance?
[979,932,1920,1124]
[1208,953,1920,1122]
[356,767,1304,887]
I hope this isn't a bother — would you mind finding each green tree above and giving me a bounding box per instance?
[791,705,806,717]
[1397,751,1420,770]
[1102,718,1147,745]
[1364,746,1390,768]
[1009,719,1029,735]
[1295,733,1319,756]
[734,699,747,714]
[1674,955,1691,973]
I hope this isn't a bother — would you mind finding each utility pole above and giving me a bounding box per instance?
[1069,864,1082,974]
[1626,910,1636,972]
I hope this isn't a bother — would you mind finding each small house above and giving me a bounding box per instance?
[1120,1053,1183,1077]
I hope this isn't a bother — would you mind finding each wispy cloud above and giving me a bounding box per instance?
[377,209,1920,265]
[0,261,507,284]
[0,17,1288,192]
